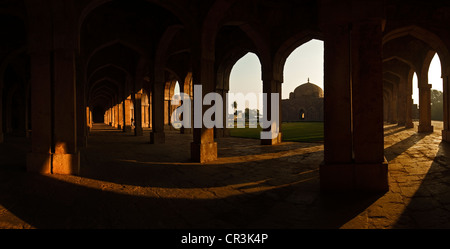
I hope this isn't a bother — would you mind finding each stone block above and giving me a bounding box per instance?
[52,152,80,175]
[261,133,282,145]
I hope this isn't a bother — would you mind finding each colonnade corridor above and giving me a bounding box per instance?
[0,121,449,228]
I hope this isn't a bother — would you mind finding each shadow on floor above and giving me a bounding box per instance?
[392,141,450,228]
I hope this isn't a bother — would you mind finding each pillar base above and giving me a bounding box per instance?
[418,124,433,133]
[442,130,450,142]
[261,133,282,145]
[27,152,52,174]
[123,125,132,132]
[150,131,165,144]
[134,127,143,136]
[27,152,80,175]
[191,141,217,163]
[405,122,414,129]
[52,152,80,175]
[320,160,389,193]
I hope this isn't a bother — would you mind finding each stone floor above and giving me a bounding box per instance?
[0,121,450,229]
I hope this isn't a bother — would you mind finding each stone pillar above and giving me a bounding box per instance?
[320,23,354,190]
[123,98,132,132]
[389,84,398,124]
[76,60,87,148]
[319,15,388,192]
[134,93,143,136]
[191,58,217,163]
[397,77,407,126]
[27,49,80,175]
[118,101,123,130]
[418,82,434,133]
[442,74,450,141]
[215,88,230,138]
[86,106,91,132]
[0,86,3,143]
[27,52,53,174]
[150,82,165,143]
[261,77,282,145]
[114,103,120,129]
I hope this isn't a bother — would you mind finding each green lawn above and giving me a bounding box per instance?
[229,122,324,143]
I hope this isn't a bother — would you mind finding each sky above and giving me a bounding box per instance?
[413,53,442,105]
[176,39,442,108]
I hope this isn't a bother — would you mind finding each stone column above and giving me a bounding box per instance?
[0,87,3,143]
[442,74,450,141]
[118,101,123,130]
[390,84,398,124]
[76,59,87,148]
[27,52,53,174]
[123,98,132,132]
[215,88,229,138]
[191,58,217,163]
[261,77,282,145]
[397,77,407,126]
[151,82,165,143]
[418,81,433,133]
[114,102,120,129]
[27,49,80,175]
[86,106,91,132]
[319,16,388,192]
[320,23,354,190]
[405,73,415,128]
[134,93,143,136]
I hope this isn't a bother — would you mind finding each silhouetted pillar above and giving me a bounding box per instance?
[215,88,230,138]
[134,93,143,136]
[442,74,450,141]
[418,80,433,133]
[27,49,80,175]
[191,58,217,163]
[397,77,407,126]
[0,87,3,143]
[151,82,165,143]
[389,84,398,123]
[319,7,388,192]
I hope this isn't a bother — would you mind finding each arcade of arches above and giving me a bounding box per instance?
[2,0,450,228]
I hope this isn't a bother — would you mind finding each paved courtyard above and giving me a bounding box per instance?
[0,121,450,229]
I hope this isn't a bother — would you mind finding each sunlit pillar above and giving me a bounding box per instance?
[123,98,132,132]
[191,58,217,163]
[134,92,143,136]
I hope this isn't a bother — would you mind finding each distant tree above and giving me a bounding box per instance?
[232,101,237,115]
[431,89,443,121]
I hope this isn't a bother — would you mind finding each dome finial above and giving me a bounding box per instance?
[307,77,310,83]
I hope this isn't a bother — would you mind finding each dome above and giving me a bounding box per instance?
[292,80,323,99]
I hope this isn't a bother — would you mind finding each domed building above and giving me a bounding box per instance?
[282,79,324,122]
